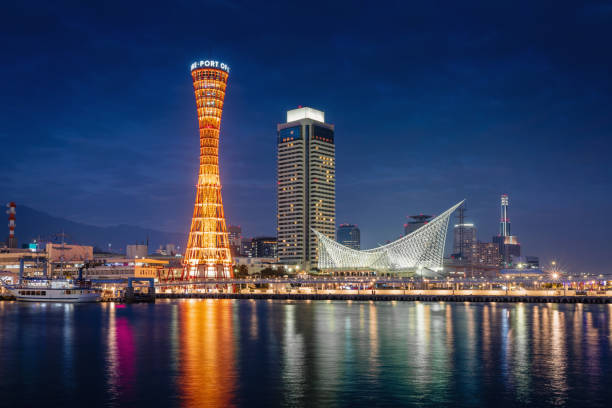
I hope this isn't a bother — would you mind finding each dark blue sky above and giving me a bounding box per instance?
[2,1,611,273]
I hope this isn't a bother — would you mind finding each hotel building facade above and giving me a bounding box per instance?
[277,107,335,270]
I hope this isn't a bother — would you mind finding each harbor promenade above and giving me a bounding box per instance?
[155,289,612,304]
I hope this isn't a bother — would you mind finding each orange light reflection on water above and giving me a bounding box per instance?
[179,299,236,408]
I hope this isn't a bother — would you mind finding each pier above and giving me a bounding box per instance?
[155,291,612,304]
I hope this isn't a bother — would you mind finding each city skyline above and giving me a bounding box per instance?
[2,1,611,274]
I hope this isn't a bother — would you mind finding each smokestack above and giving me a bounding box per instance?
[6,202,16,248]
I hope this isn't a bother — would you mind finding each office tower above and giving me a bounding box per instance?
[493,194,521,265]
[337,224,360,250]
[184,59,233,279]
[404,214,433,235]
[277,107,335,269]
[453,223,477,258]
[252,237,278,258]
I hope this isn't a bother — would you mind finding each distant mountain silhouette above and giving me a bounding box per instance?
[8,204,186,254]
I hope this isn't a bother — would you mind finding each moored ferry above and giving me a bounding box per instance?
[6,280,101,303]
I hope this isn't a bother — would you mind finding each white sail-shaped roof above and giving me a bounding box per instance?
[314,201,464,272]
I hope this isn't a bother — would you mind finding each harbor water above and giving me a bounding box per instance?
[0,300,611,407]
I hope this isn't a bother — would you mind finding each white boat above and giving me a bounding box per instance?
[7,280,101,303]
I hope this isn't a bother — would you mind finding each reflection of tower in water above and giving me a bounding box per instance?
[179,300,236,406]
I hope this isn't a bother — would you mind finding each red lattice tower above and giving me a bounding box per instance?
[183,60,233,279]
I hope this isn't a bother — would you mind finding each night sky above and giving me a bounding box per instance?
[2,1,611,274]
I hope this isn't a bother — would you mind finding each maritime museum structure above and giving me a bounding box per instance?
[314,201,463,275]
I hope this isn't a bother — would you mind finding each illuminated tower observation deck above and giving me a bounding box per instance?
[184,59,233,279]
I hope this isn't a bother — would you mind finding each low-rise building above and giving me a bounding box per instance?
[84,258,170,280]
[234,257,279,275]
[126,244,148,259]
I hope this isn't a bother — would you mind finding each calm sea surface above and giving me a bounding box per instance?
[0,300,611,407]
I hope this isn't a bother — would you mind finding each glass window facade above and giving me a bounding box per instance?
[313,125,334,143]
[278,126,302,144]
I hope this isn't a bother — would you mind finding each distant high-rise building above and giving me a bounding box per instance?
[493,194,520,265]
[404,214,433,236]
[252,237,277,258]
[337,224,360,250]
[277,107,335,269]
[453,223,477,258]
[228,225,242,257]
[471,242,501,266]
[240,238,254,258]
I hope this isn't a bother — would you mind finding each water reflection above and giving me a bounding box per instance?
[1,300,611,408]
[282,304,305,405]
[106,303,135,401]
[549,308,568,404]
[62,304,74,391]
[179,299,236,407]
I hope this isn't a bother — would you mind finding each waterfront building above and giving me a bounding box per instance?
[472,242,502,266]
[511,255,540,269]
[337,224,360,250]
[0,244,93,280]
[126,244,147,259]
[84,258,170,280]
[252,237,277,258]
[233,256,278,275]
[315,201,463,275]
[404,214,432,235]
[277,107,335,270]
[453,223,476,259]
[184,59,233,279]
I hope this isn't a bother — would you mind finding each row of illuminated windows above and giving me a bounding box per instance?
[194,83,226,91]
[193,70,228,81]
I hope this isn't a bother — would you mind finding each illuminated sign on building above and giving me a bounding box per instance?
[190,60,230,73]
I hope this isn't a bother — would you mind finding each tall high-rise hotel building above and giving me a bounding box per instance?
[277,107,335,269]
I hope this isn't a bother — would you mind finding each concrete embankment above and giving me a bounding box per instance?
[156,292,612,304]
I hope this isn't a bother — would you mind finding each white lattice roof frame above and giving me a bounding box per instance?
[314,201,464,271]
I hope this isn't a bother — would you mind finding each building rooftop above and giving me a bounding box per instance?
[287,107,325,123]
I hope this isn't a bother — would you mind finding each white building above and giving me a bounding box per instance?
[315,202,463,275]
[277,107,335,270]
